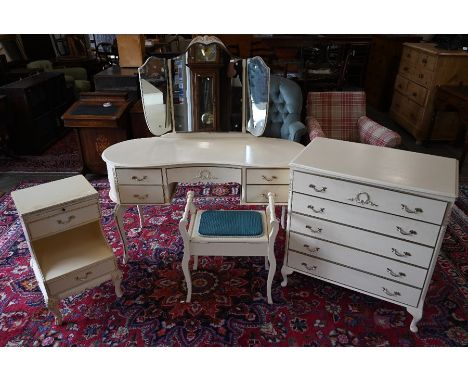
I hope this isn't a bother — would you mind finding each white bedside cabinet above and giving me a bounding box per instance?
[11,175,123,325]
[282,138,458,333]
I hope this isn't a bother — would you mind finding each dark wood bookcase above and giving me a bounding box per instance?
[0,72,70,154]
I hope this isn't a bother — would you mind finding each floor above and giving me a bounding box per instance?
[0,107,466,196]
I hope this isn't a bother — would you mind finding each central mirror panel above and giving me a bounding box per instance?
[171,39,243,133]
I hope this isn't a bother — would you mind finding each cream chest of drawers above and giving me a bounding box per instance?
[390,42,468,142]
[11,175,122,325]
[281,138,458,332]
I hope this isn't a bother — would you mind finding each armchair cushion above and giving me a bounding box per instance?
[288,121,307,142]
[358,116,401,148]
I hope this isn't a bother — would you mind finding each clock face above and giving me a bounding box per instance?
[195,43,218,63]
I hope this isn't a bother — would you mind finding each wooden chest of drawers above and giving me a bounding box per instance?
[390,42,468,142]
[282,138,458,332]
[11,175,122,325]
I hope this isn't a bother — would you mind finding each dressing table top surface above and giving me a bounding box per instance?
[102,133,304,168]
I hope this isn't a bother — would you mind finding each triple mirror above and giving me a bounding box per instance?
[139,36,270,137]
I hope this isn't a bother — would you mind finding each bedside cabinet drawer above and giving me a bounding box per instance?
[47,258,116,296]
[407,81,428,106]
[292,172,447,224]
[394,75,409,93]
[245,185,289,203]
[287,251,422,307]
[118,185,165,204]
[401,47,419,64]
[291,193,441,247]
[246,168,289,184]
[28,203,100,240]
[288,232,428,288]
[418,53,436,72]
[166,166,241,184]
[116,168,163,185]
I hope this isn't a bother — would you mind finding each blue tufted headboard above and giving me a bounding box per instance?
[264,76,306,142]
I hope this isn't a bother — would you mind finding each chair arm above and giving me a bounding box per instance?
[53,67,87,81]
[288,121,307,142]
[358,116,401,148]
[306,116,326,141]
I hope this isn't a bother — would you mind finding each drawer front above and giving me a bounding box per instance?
[287,251,421,307]
[116,168,163,185]
[399,59,415,78]
[118,185,165,204]
[166,166,241,184]
[28,203,100,240]
[288,232,427,288]
[418,53,436,72]
[291,193,441,247]
[246,185,289,203]
[401,47,419,64]
[47,258,116,295]
[406,81,428,106]
[246,168,290,184]
[394,75,409,94]
[411,67,433,88]
[292,172,447,225]
[290,212,434,268]
[402,96,424,125]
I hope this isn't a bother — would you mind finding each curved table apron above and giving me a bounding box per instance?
[102,133,304,262]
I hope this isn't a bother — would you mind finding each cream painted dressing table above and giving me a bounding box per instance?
[102,132,304,263]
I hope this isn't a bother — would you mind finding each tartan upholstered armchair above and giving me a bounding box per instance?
[306,91,401,147]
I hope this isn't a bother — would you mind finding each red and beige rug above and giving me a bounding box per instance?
[0,179,466,346]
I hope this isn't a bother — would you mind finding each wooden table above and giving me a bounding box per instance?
[431,85,468,169]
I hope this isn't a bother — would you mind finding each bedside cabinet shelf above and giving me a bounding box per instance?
[12,175,122,325]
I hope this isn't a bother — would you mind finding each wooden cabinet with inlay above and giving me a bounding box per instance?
[390,43,468,142]
[281,138,458,333]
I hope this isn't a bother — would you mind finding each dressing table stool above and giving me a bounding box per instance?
[179,191,279,304]
[11,175,123,325]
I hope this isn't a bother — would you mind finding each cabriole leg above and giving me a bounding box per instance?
[407,306,423,333]
[47,298,62,325]
[182,251,192,303]
[193,255,198,271]
[281,266,293,287]
[266,252,276,304]
[112,270,123,297]
[137,204,144,230]
[114,204,129,264]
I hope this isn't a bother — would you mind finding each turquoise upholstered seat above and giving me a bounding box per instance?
[263,75,306,143]
[198,210,263,237]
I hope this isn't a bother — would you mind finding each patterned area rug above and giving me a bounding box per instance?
[0,130,83,173]
[0,179,466,346]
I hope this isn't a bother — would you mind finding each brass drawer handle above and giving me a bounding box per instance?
[421,58,427,64]
[303,244,320,253]
[401,204,423,214]
[307,205,325,213]
[309,184,327,193]
[133,194,149,200]
[57,215,75,224]
[392,248,412,257]
[396,226,417,236]
[387,268,406,278]
[403,66,409,71]
[412,92,417,97]
[305,225,322,234]
[348,191,378,207]
[418,74,424,79]
[382,287,401,297]
[261,175,277,182]
[131,175,148,182]
[260,192,276,199]
[75,271,92,281]
[301,262,317,271]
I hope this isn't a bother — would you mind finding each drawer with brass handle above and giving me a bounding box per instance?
[28,203,100,240]
[245,185,289,203]
[246,168,289,184]
[289,212,434,268]
[118,185,165,204]
[291,193,440,247]
[288,232,427,287]
[287,250,422,306]
[292,171,447,224]
[116,168,163,185]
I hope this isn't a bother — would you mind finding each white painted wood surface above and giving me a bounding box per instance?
[11,175,122,325]
[282,138,458,333]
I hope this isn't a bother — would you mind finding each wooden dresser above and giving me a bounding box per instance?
[281,138,458,333]
[390,42,468,142]
[11,175,123,325]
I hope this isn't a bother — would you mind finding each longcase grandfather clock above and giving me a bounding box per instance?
[187,43,223,132]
